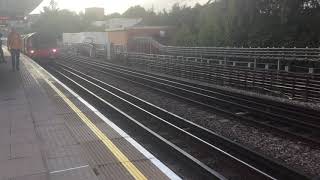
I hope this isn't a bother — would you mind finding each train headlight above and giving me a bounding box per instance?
[30,50,35,54]
[52,49,57,53]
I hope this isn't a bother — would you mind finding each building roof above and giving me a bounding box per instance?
[105,26,171,32]
[104,18,142,30]
[0,0,42,17]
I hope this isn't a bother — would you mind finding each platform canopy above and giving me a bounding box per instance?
[0,0,42,17]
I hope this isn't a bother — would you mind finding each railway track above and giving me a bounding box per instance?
[58,54,320,145]
[45,61,310,180]
[125,53,320,103]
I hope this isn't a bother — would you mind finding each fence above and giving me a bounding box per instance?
[62,42,320,103]
[62,43,107,58]
[129,37,320,73]
[122,52,320,103]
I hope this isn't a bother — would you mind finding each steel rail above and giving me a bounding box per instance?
[49,63,310,179]
[49,66,225,180]
[125,53,320,99]
[123,53,320,102]
[58,55,320,144]
[63,54,320,119]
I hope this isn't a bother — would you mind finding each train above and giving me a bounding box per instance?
[22,32,60,62]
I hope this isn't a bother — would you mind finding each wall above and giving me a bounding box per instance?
[107,31,128,46]
[63,32,108,45]
[128,28,163,39]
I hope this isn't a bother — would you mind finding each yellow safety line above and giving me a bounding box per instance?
[30,62,147,180]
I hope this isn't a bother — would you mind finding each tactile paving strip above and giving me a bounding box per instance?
[45,144,84,159]
[21,57,176,180]
[61,110,105,127]
[67,124,101,143]
[95,163,134,180]
[47,155,87,172]
[49,96,91,115]
[36,125,79,147]
[82,140,120,165]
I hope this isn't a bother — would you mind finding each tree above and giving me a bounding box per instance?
[123,6,148,18]
[30,0,320,47]
[31,7,84,39]
[172,24,197,46]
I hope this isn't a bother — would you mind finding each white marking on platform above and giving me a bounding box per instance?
[50,165,89,174]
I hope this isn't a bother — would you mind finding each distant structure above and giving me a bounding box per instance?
[107,26,172,52]
[0,0,42,17]
[105,18,142,30]
[92,18,142,29]
[85,7,105,20]
[93,17,171,53]
[0,0,41,31]
[65,17,172,57]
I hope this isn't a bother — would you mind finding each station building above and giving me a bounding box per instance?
[107,26,172,52]
[64,17,173,57]
[103,18,172,52]
[0,0,42,37]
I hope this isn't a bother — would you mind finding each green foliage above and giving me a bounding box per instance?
[144,0,320,47]
[30,0,320,47]
[172,25,198,46]
[122,5,160,25]
[123,5,147,18]
[31,8,85,39]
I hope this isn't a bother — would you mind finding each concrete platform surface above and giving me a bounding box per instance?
[0,49,180,180]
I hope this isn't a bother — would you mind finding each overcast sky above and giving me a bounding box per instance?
[32,0,208,14]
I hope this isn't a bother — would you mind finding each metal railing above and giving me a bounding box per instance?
[129,37,320,74]
[62,42,320,103]
[122,52,320,103]
[131,37,320,61]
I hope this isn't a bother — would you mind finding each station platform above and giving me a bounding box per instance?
[0,50,180,180]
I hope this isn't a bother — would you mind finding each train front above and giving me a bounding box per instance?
[27,33,60,62]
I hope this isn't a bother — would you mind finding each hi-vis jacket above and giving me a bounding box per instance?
[7,32,22,50]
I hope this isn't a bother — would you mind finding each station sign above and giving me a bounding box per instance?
[0,15,26,27]
[0,16,10,20]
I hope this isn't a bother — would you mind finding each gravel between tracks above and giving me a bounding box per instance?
[60,60,320,178]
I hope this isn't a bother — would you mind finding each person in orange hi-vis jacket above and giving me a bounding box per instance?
[7,27,22,71]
